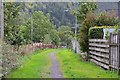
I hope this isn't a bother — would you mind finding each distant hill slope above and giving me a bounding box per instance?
[23,2,119,28]
[23,2,80,28]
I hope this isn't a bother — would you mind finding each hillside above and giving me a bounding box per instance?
[23,2,80,28]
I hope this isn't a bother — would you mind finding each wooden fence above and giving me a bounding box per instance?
[89,32,120,74]
[109,33,120,75]
[89,39,110,69]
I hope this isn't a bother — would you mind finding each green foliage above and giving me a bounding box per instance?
[23,3,76,27]
[105,31,109,40]
[77,2,97,23]
[96,12,119,26]
[114,25,120,33]
[32,11,53,42]
[1,40,20,76]
[58,25,74,48]
[89,26,119,40]
[30,11,60,45]
[4,2,22,22]
[77,3,119,52]
[4,3,30,49]
[49,29,60,46]
[4,3,60,48]
[21,25,31,44]
[89,28,104,39]
[44,34,52,44]
[79,26,89,52]
[77,2,97,52]
[79,12,96,52]
[4,3,20,42]
[7,25,25,46]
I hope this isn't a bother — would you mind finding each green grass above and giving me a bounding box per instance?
[57,49,118,78]
[7,49,55,78]
[6,48,119,78]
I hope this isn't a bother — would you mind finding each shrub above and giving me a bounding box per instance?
[1,40,20,76]
[79,26,89,52]
[79,12,96,52]
[114,25,120,33]
[105,31,109,40]
[79,11,119,52]
[44,34,52,44]
[96,12,119,26]
[1,41,37,77]
[89,28,104,39]
[89,26,119,40]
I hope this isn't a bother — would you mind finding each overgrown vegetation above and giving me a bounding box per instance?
[57,49,118,78]
[2,2,120,78]
[1,40,20,76]
[89,28,104,39]
[74,2,97,52]
[1,40,41,77]
[77,2,119,52]
[89,25,120,40]
[96,11,119,26]
[58,25,74,48]
[4,3,61,48]
[32,11,57,43]
[3,3,60,76]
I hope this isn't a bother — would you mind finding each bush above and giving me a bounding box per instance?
[1,40,20,76]
[105,31,109,40]
[79,26,89,52]
[79,12,96,52]
[44,34,52,44]
[96,12,119,26]
[89,28,104,39]
[114,25,120,33]
[79,11,119,52]
[1,41,37,77]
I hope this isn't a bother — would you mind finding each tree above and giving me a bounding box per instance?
[32,11,53,42]
[31,11,60,46]
[77,3,97,52]
[96,11,119,26]
[49,29,60,46]
[7,25,26,50]
[4,3,22,43]
[58,25,74,48]
[4,3,28,50]
[77,2,97,23]
[44,34,52,44]
[4,3,33,50]
[78,2,119,53]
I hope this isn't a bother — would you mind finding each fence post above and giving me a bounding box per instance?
[109,33,112,70]
[118,31,120,76]
[88,39,90,61]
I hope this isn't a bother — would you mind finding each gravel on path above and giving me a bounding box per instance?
[49,52,63,78]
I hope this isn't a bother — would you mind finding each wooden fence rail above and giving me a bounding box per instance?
[89,39,110,69]
[89,32,120,75]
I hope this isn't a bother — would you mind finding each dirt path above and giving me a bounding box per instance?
[49,52,63,78]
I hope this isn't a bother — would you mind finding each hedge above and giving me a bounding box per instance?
[89,26,119,39]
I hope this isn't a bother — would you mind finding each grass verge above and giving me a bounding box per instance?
[57,49,118,78]
[7,49,55,78]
